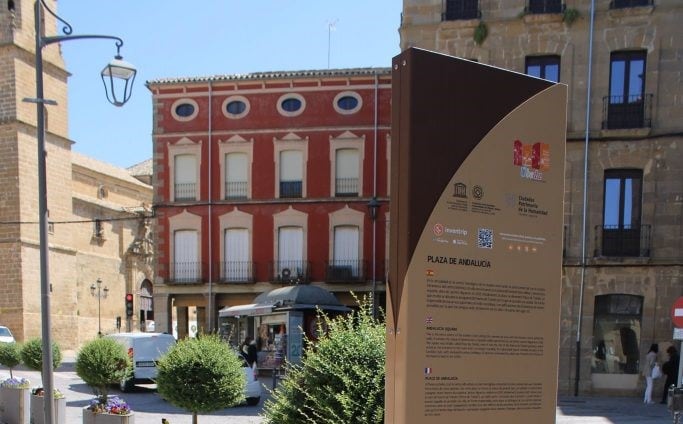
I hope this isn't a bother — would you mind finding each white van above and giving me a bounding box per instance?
[105,332,176,392]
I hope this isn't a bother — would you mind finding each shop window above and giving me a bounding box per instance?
[592,294,643,374]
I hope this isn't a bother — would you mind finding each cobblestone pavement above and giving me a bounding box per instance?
[2,360,680,424]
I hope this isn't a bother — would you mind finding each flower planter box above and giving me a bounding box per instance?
[82,407,135,424]
[30,394,66,424]
[0,387,30,424]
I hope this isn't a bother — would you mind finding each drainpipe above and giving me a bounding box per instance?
[207,81,214,332]
[575,0,596,397]
[371,74,379,316]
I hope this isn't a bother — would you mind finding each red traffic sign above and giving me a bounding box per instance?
[672,297,683,328]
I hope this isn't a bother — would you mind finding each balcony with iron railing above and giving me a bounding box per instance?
[174,183,196,201]
[325,260,367,283]
[279,180,302,198]
[525,0,565,14]
[593,225,651,258]
[168,262,204,284]
[602,94,652,130]
[219,261,256,283]
[442,0,481,21]
[224,181,248,200]
[609,0,653,9]
[335,178,359,197]
[268,260,311,284]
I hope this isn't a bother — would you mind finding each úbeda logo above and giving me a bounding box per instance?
[513,140,550,181]
[433,223,444,236]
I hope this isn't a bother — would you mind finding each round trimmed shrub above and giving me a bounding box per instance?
[263,300,385,424]
[0,342,21,378]
[20,338,62,372]
[75,337,131,403]
[156,334,245,423]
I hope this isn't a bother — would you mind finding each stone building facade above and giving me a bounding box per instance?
[0,0,153,348]
[400,0,683,395]
[147,69,391,338]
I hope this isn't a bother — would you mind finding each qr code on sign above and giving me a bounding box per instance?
[477,228,493,249]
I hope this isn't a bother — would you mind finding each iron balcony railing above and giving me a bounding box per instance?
[335,178,359,197]
[609,0,653,9]
[602,94,652,130]
[325,260,367,283]
[594,225,651,258]
[525,0,565,14]
[442,0,481,21]
[279,180,302,198]
[169,262,204,284]
[224,181,248,200]
[219,261,255,283]
[268,260,311,284]
[174,183,196,201]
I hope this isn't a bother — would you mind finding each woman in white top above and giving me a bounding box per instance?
[643,343,659,404]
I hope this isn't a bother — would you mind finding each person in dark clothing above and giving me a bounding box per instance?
[661,345,680,404]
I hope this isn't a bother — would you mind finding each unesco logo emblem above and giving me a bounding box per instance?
[472,185,484,200]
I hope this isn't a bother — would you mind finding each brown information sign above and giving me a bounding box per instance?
[386,48,567,424]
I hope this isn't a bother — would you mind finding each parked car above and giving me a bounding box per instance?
[105,332,176,392]
[240,356,262,406]
[0,326,15,343]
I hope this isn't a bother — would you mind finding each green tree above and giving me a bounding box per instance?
[0,342,22,379]
[20,338,62,372]
[262,299,386,424]
[75,337,131,404]
[156,334,245,424]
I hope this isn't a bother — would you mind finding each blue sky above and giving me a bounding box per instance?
[58,1,402,169]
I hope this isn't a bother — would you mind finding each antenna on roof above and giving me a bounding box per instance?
[327,19,338,69]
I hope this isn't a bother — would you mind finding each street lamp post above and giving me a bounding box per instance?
[26,2,136,423]
[90,278,109,336]
[367,197,380,317]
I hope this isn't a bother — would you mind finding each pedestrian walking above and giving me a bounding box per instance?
[643,343,659,404]
[661,345,680,404]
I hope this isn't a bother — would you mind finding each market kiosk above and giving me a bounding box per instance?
[218,285,350,370]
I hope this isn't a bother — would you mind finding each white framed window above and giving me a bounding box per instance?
[168,137,201,202]
[171,98,199,122]
[273,206,308,282]
[332,225,361,278]
[224,228,250,282]
[335,148,360,197]
[276,93,306,117]
[224,152,248,199]
[278,226,304,278]
[173,230,199,283]
[219,208,253,283]
[280,150,303,198]
[222,95,250,119]
[330,131,364,197]
[169,210,202,284]
[274,133,308,198]
[174,154,197,201]
[219,135,253,201]
[333,91,363,115]
[328,205,365,281]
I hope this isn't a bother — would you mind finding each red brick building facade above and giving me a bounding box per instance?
[147,68,391,336]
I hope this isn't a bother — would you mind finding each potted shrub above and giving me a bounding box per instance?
[156,334,245,424]
[20,338,65,424]
[0,377,31,424]
[75,337,133,424]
